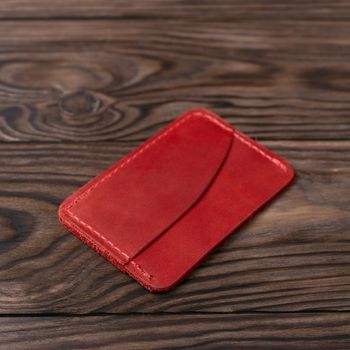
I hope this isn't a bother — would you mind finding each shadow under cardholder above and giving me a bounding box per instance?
[58,108,294,292]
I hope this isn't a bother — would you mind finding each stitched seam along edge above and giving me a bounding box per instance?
[63,110,287,281]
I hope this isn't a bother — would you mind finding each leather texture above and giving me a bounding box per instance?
[58,108,295,292]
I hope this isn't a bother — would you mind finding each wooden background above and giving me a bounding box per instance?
[0,1,350,349]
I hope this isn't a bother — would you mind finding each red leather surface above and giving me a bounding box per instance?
[59,108,294,292]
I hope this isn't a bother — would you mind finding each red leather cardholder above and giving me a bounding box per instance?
[59,109,294,292]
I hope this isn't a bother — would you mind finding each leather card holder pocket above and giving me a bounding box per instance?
[59,108,294,292]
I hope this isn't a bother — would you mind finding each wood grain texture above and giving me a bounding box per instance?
[0,0,350,20]
[0,20,349,140]
[1,1,350,347]
[1,313,350,350]
[1,141,349,313]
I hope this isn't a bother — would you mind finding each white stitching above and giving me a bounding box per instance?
[234,132,287,172]
[67,211,130,261]
[130,261,153,280]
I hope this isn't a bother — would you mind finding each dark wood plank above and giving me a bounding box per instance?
[0,0,349,20]
[1,313,350,350]
[0,141,349,313]
[0,20,349,141]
